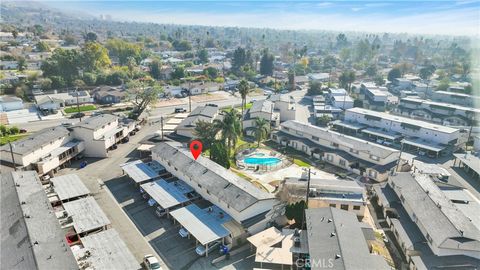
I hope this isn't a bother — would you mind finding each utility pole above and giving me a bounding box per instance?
[8,141,16,171]
[160,116,164,141]
[188,82,192,112]
[301,167,315,230]
[76,87,82,121]
[465,125,473,152]
[395,142,404,173]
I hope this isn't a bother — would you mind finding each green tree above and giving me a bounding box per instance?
[203,67,218,79]
[387,68,401,82]
[254,118,269,146]
[437,78,450,91]
[0,125,7,136]
[36,41,50,52]
[42,48,81,85]
[106,38,143,65]
[171,67,185,80]
[213,109,241,157]
[238,79,250,118]
[374,75,385,86]
[11,30,18,39]
[198,49,209,64]
[307,81,322,96]
[84,32,98,42]
[232,47,248,73]
[81,42,111,72]
[285,201,307,229]
[339,70,355,93]
[365,65,377,78]
[194,120,219,158]
[126,80,163,119]
[9,126,19,135]
[149,59,162,79]
[419,65,436,80]
[17,57,27,71]
[354,99,364,108]
[40,78,52,90]
[316,115,332,127]
[210,141,230,169]
[172,40,192,51]
[260,49,274,76]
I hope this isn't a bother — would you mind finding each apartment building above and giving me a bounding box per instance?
[269,94,296,122]
[396,97,480,126]
[151,141,278,233]
[0,126,85,175]
[272,120,400,182]
[432,91,480,107]
[175,105,220,139]
[280,177,366,217]
[71,114,135,157]
[374,172,480,268]
[359,84,388,111]
[242,99,279,136]
[34,91,92,110]
[344,107,461,156]
[0,114,134,175]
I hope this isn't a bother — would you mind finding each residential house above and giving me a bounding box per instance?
[359,84,388,111]
[0,95,23,111]
[0,60,18,70]
[34,91,92,109]
[92,86,127,104]
[308,73,330,82]
[269,94,296,122]
[174,105,220,139]
[272,120,401,182]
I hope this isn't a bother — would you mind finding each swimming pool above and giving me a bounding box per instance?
[243,156,281,165]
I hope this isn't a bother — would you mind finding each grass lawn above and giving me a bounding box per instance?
[64,105,97,113]
[0,133,29,146]
[293,158,311,167]
[245,102,253,109]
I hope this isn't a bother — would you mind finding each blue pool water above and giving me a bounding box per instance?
[244,156,281,165]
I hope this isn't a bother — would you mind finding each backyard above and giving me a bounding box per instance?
[64,104,97,113]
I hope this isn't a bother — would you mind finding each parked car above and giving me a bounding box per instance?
[205,103,218,107]
[71,112,85,119]
[143,254,162,270]
[19,128,27,133]
[174,107,187,113]
[179,228,190,238]
[195,241,222,256]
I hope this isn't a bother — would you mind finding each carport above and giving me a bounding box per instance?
[140,179,197,217]
[120,160,166,185]
[170,204,232,257]
[401,138,446,158]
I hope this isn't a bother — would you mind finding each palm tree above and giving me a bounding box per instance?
[238,79,249,117]
[213,109,241,157]
[254,118,269,147]
[193,120,219,158]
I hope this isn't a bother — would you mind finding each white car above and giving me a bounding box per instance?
[179,227,190,238]
[143,254,162,270]
[195,241,222,256]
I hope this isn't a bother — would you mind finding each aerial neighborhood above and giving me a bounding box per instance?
[1,1,479,270]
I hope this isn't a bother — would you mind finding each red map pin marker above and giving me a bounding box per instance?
[189,140,203,160]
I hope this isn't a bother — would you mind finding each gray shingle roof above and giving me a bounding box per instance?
[72,114,118,131]
[1,171,77,270]
[250,99,274,114]
[63,196,111,234]
[390,172,480,250]
[177,105,219,129]
[51,174,90,201]
[305,207,389,270]
[0,126,70,155]
[152,142,275,215]
[281,120,399,159]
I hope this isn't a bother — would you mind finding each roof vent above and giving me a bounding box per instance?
[460,230,464,236]
[335,254,341,259]
[21,201,26,205]
[321,217,325,222]
[294,228,300,236]
[330,232,336,237]
[24,214,30,218]
[327,218,333,223]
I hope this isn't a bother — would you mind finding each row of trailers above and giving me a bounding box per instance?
[120,159,238,257]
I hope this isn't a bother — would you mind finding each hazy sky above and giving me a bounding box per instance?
[40,1,480,36]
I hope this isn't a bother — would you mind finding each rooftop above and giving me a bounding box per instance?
[170,204,232,245]
[1,171,77,270]
[0,126,70,155]
[51,174,90,202]
[281,120,399,159]
[390,172,480,250]
[73,229,139,270]
[305,207,389,270]
[152,141,275,215]
[72,114,118,131]
[401,97,480,113]
[346,107,459,134]
[454,153,480,174]
[141,179,193,209]
[250,99,274,114]
[62,196,111,234]
[120,160,165,184]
